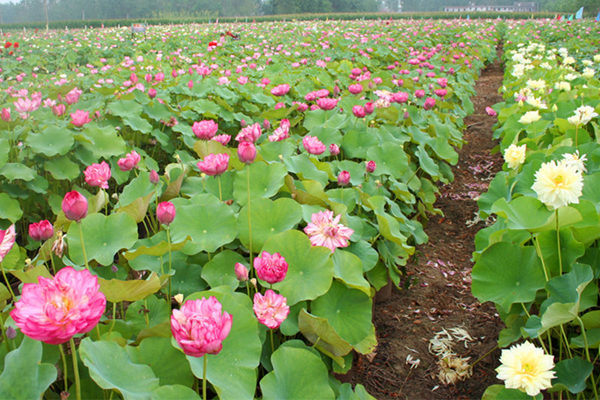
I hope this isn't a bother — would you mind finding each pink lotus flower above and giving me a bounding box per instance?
[192,120,219,140]
[150,169,160,184]
[304,210,354,252]
[238,141,257,164]
[0,225,16,263]
[1,108,10,121]
[11,267,106,345]
[65,87,82,105]
[14,97,40,119]
[366,160,376,173]
[271,84,290,96]
[316,98,338,110]
[391,92,409,103]
[157,201,176,225]
[197,153,229,176]
[29,220,54,241]
[234,263,249,282]
[171,296,232,357]
[235,123,262,143]
[253,290,289,329]
[303,136,326,155]
[212,134,231,145]
[254,251,288,284]
[329,144,340,156]
[337,170,350,186]
[117,150,141,172]
[414,89,425,99]
[268,119,290,142]
[352,105,366,118]
[348,84,363,94]
[364,102,375,114]
[423,97,436,110]
[52,104,66,116]
[485,106,497,117]
[84,161,111,189]
[62,191,88,222]
[148,88,157,99]
[70,110,92,127]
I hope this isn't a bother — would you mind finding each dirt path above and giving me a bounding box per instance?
[342,50,506,399]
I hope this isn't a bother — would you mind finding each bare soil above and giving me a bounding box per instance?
[341,50,506,399]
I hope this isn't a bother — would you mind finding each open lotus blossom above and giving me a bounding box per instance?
[567,105,599,126]
[518,110,541,124]
[316,97,338,110]
[269,119,290,142]
[192,120,219,140]
[0,225,16,263]
[171,296,232,357]
[197,153,229,176]
[212,134,231,145]
[70,109,92,127]
[235,122,262,143]
[253,290,289,329]
[10,267,106,345]
[562,151,587,174]
[348,83,363,94]
[84,161,111,189]
[496,341,555,396]
[503,144,526,169]
[304,210,354,252]
[423,97,436,110]
[64,87,82,105]
[29,220,54,241]
[117,150,141,172]
[271,84,290,96]
[352,105,366,118]
[254,251,288,284]
[303,135,326,155]
[532,159,583,210]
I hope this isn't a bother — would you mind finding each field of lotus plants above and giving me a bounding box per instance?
[0,15,597,400]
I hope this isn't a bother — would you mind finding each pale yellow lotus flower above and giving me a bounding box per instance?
[532,159,583,209]
[496,342,555,397]
[519,110,541,124]
[504,144,526,169]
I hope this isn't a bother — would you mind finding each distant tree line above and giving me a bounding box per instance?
[0,0,595,25]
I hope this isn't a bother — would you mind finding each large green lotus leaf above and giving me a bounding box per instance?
[26,126,74,156]
[126,337,194,387]
[306,125,343,147]
[340,128,379,159]
[298,309,353,364]
[326,188,359,214]
[125,295,171,334]
[79,338,160,400]
[67,213,138,266]
[150,385,200,400]
[337,383,376,400]
[481,385,532,400]
[184,286,261,400]
[108,99,143,118]
[44,156,80,180]
[366,145,409,179]
[472,242,546,312]
[0,138,7,169]
[347,241,379,272]
[303,109,347,131]
[124,231,189,262]
[0,337,56,399]
[571,328,600,349]
[237,197,303,253]
[233,162,288,206]
[261,230,334,306]
[81,124,126,158]
[492,196,582,232]
[201,250,246,290]
[311,280,376,354]
[117,191,154,223]
[170,194,237,254]
[118,171,156,206]
[0,193,22,223]
[552,358,593,394]
[98,273,161,303]
[332,250,371,296]
[536,229,585,277]
[284,154,330,187]
[123,115,153,134]
[0,163,36,181]
[260,342,335,400]
[416,145,440,179]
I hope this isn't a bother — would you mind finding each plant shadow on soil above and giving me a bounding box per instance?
[340,50,506,399]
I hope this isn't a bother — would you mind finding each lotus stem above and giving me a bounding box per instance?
[575,124,579,148]
[577,316,599,400]
[58,344,68,393]
[247,166,253,269]
[166,226,173,301]
[555,209,563,276]
[270,329,275,353]
[0,262,15,302]
[533,235,550,282]
[70,338,81,400]
[109,302,116,334]
[77,222,89,270]
[202,355,207,400]
[217,176,223,202]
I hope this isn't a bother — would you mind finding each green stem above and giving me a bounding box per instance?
[555,209,563,276]
[167,227,173,301]
[217,176,222,202]
[0,262,15,302]
[470,344,499,368]
[143,299,150,326]
[575,125,579,147]
[559,325,573,359]
[270,329,274,353]
[202,355,207,400]
[70,338,81,400]
[0,314,11,353]
[533,235,550,282]
[59,344,68,393]
[576,316,599,400]
[522,303,549,354]
[77,222,90,270]
[247,166,253,268]
[109,302,116,334]
[49,252,56,275]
